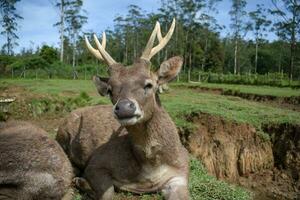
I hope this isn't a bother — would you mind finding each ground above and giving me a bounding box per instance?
[1,78,300,200]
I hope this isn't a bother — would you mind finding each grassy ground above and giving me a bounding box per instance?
[2,78,300,199]
[2,78,300,132]
[173,82,300,97]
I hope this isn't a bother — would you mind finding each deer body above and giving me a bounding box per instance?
[0,121,74,200]
[57,19,190,199]
[80,105,189,199]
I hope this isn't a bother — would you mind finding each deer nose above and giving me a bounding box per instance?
[114,99,136,119]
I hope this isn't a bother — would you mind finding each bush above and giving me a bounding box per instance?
[0,55,16,76]
[186,71,300,87]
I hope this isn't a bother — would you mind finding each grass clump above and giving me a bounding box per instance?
[189,158,251,200]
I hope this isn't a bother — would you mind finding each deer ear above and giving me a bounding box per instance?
[156,56,183,85]
[93,76,109,96]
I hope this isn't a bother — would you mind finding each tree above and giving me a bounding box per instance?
[270,0,300,80]
[53,0,71,63]
[65,0,87,79]
[0,0,23,55]
[229,0,248,74]
[39,45,58,65]
[249,4,271,74]
[200,0,223,72]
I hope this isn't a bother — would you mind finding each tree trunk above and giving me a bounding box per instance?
[289,21,296,81]
[60,0,65,62]
[201,37,208,71]
[188,51,192,82]
[255,39,258,74]
[72,35,78,79]
[234,38,238,74]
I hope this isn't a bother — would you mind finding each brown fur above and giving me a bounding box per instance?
[0,121,74,200]
[56,56,189,200]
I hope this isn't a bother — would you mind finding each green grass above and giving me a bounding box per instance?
[173,82,300,97]
[2,78,299,129]
[189,158,250,200]
[162,87,300,130]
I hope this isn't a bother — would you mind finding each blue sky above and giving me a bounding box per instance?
[0,0,278,53]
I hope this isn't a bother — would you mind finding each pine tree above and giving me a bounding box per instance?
[249,4,271,74]
[64,0,87,79]
[270,0,300,80]
[53,0,72,63]
[229,0,248,74]
[0,0,23,55]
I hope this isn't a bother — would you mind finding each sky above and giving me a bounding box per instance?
[0,0,278,53]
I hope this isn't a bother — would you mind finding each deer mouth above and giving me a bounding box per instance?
[117,114,143,126]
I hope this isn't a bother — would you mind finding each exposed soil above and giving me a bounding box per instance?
[179,112,300,200]
[177,85,300,111]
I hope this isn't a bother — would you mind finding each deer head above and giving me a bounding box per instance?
[85,19,183,126]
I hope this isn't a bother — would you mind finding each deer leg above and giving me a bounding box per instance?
[90,172,114,200]
[0,187,23,200]
[162,177,189,200]
[75,172,115,200]
[61,188,74,200]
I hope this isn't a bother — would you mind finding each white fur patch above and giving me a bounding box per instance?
[166,176,187,187]
[162,176,187,196]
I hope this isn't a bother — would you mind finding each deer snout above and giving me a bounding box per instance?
[114,99,137,119]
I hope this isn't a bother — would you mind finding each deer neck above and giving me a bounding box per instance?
[125,106,182,166]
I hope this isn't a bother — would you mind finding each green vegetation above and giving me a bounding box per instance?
[162,86,300,133]
[173,82,300,97]
[1,1,300,82]
[2,79,299,128]
[189,158,250,200]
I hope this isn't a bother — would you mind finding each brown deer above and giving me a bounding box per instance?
[56,19,189,200]
[0,121,74,200]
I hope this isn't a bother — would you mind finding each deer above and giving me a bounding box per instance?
[56,19,189,200]
[0,121,74,200]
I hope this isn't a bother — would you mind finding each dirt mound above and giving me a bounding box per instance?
[263,123,300,188]
[181,112,273,181]
[179,112,300,199]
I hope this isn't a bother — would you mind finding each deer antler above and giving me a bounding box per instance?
[84,33,116,66]
[141,18,176,61]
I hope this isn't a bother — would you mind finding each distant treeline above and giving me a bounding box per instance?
[0,0,299,81]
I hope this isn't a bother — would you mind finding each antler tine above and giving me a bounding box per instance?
[84,33,105,60]
[141,18,176,61]
[84,32,116,66]
[156,23,163,42]
[93,33,116,66]
[141,22,160,60]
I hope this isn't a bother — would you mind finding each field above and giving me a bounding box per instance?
[1,78,300,200]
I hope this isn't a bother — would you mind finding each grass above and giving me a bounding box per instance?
[189,158,250,200]
[162,87,300,130]
[173,82,300,97]
[2,78,300,130]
